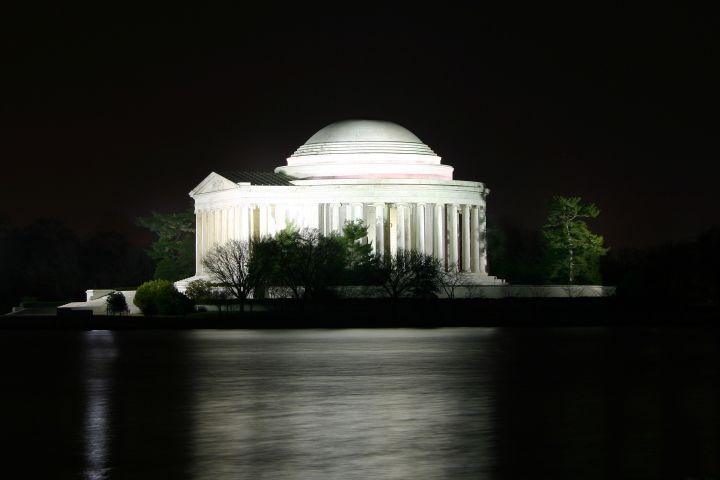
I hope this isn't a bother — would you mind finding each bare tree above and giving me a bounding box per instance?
[375,249,441,299]
[202,240,259,312]
[439,263,464,299]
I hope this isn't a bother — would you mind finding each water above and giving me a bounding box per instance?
[0,327,718,479]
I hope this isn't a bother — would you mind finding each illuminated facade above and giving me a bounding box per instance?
[178,120,504,287]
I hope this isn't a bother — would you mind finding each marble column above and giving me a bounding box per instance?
[237,206,243,240]
[229,207,236,241]
[259,205,268,239]
[203,210,210,253]
[374,203,385,255]
[221,208,228,244]
[343,204,352,227]
[323,204,329,233]
[228,206,236,241]
[404,204,412,250]
[424,206,434,256]
[480,206,488,274]
[318,204,325,235]
[331,203,341,233]
[195,210,202,275]
[328,204,335,232]
[240,205,250,243]
[415,203,425,254]
[206,210,213,249]
[213,209,220,248]
[396,203,406,251]
[433,203,445,264]
[249,205,257,241]
[352,203,364,223]
[274,205,286,235]
[462,204,471,272]
[471,206,481,273]
[447,204,459,271]
[366,205,376,253]
[388,205,398,255]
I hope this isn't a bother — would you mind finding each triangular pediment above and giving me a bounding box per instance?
[190,172,242,196]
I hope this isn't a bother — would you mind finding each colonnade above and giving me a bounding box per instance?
[318,202,487,274]
[195,202,487,275]
[195,204,309,274]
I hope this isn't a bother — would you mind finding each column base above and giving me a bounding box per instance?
[457,273,506,285]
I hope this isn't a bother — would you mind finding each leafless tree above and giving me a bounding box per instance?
[375,249,441,299]
[202,240,260,312]
[439,263,464,299]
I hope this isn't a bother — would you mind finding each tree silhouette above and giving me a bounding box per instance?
[374,249,442,299]
[201,240,259,312]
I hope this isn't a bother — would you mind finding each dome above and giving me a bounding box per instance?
[276,119,453,180]
[292,119,436,157]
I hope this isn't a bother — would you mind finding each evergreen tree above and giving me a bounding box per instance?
[136,210,195,281]
[340,220,374,283]
[542,196,608,284]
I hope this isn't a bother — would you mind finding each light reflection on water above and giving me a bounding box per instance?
[83,331,116,480]
[188,329,497,479]
[2,327,718,479]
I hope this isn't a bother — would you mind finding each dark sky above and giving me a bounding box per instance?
[2,5,718,248]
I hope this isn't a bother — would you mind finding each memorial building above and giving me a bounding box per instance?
[178,119,503,288]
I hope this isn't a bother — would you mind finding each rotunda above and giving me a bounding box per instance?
[184,119,501,285]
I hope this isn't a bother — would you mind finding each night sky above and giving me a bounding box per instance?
[2,5,718,248]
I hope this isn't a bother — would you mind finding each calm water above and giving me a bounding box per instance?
[0,327,718,479]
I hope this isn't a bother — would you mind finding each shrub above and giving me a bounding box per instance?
[134,279,193,316]
[106,291,129,315]
[184,279,215,301]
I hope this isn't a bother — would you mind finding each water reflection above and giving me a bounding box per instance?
[189,329,498,479]
[83,331,117,480]
[1,327,718,479]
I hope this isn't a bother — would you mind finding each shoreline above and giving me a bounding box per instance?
[3,298,718,330]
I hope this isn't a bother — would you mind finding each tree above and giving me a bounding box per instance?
[438,263,463,299]
[339,220,375,284]
[374,249,442,299]
[134,279,193,316]
[542,196,608,284]
[201,240,259,312]
[106,291,129,315]
[340,220,373,268]
[184,278,229,313]
[184,278,214,301]
[252,227,347,299]
[136,210,195,281]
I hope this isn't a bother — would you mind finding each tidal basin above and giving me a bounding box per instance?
[1,327,718,479]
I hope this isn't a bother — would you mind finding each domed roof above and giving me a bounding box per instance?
[292,120,436,157]
[276,119,453,180]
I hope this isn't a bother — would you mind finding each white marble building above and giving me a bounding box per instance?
[179,119,504,287]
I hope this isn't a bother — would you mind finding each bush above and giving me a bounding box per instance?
[106,291,129,315]
[184,279,215,301]
[134,279,193,316]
